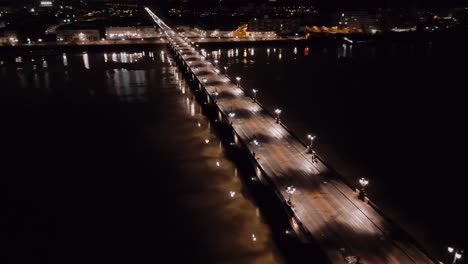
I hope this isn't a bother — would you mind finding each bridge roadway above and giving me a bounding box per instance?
[146,7,436,264]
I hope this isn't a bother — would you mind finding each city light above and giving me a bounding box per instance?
[251,234,257,242]
[448,247,463,264]
[235,76,241,87]
[286,185,296,205]
[228,112,236,125]
[10,7,446,263]
[275,108,282,123]
[359,178,369,187]
[358,178,369,201]
[252,89,258,102]
[307,134,316,152]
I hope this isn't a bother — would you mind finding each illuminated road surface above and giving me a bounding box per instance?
[146,7,436,264]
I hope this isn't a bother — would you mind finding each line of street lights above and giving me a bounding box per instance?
[170,29,377,208]
[448,247,463,264]
[172,23,465,264]
[160,16,463,264]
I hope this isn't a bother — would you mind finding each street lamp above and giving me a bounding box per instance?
[228,112,236,124]
[203,78,207,86]
[224,66,228,73]
[286,185,296,205]
[358,177,369,201]
[448,247,463,264]
[252,89,258,102]
[236,76,241,87]
[275,108,282,123]
[307,134,316,153]
[213,91,219,102]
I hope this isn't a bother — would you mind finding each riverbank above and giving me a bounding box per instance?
[0,37,308,54]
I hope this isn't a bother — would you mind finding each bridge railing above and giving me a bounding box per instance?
[148,9,440,263]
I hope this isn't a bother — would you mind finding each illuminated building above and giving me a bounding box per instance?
[39,0,54,7]
[0,30,19,45]
[248,18,300,34]
[56,29,100,42]
[333,11,383,34]
[105,26,160,40]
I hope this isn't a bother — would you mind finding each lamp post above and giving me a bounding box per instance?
[228,112,236,125]
[275,108,282,123]
[358,178,369,201]
[235,77,241,87]
[307,134,316,153]
[311,150,318,163]
[252,89,258,102]
[286,185,296,205]
[448,247,463,264]
[203,78,207,87]
[213,90,219,102]
[224,66,228,73]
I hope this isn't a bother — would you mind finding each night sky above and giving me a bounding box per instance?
[159,0,466,8]
[0,0,466,8]
[153,0,468,8]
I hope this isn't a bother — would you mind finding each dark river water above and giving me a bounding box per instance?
[1,49,285,263]
[2,37,467,263]
[201,37,468,259]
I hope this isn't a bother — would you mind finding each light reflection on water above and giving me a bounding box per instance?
[62,53,68,66]
[0,49,285,263]
[82,52,90,69]
[201,39,468,255]
[160,55,284,263]
[1,51,155,102]
[201,44,359,61]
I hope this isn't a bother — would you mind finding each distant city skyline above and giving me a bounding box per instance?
[0,0,467,8]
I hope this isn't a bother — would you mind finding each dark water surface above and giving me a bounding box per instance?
[3,37,467,263]
[201,38,468,259]
[2,50,284,263]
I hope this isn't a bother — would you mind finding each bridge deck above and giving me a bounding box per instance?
[146,8,435,264]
